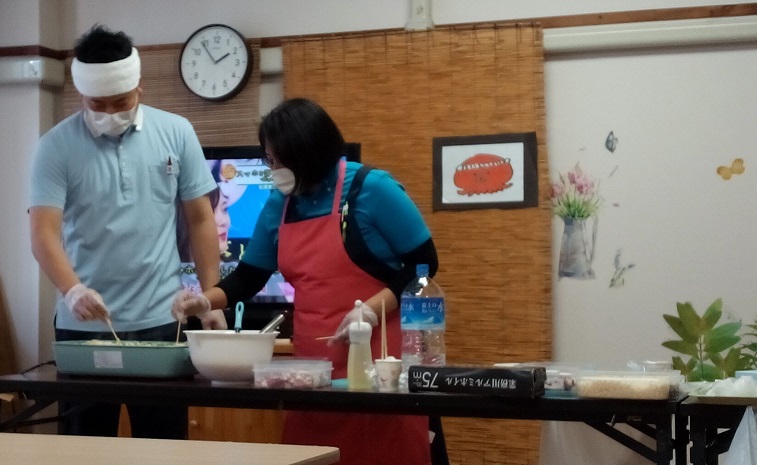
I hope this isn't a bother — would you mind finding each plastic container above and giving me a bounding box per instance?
[400,264,446,377]
[575,371,671,400]
[253,358,333,389]
[495,362,578,397]
[53,340,195,378]
[736,370,757,381]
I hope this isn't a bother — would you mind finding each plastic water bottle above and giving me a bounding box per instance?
[400,264,446,378]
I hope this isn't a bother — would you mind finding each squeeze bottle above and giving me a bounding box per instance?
[347,300,374,390]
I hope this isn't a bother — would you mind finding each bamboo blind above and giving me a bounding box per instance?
[62,41,261,146]
[283,24,551,465]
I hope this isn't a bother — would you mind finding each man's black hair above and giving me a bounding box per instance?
[74,24,133,64]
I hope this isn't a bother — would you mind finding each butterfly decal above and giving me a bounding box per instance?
[717,158,745,180]
[605,131,618,153]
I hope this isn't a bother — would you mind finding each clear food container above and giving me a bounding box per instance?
[575,371,671,400]
[494,362,578,396]
[253,358,333,389]
[543,367,578,394]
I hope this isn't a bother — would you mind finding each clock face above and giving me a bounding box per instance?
[179,24,253,101]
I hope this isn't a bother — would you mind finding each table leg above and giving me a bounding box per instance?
[0,399,54,432]
[655,419,673,465]
[688,416,706,465]
[674,412,689,465]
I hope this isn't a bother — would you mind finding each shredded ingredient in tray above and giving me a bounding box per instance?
[83,340,187,347]
[577,376,669,399]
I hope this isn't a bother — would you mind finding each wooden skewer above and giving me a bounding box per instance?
[105,318,122,344]
[381,300,387,359]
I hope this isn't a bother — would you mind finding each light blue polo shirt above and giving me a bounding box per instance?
[29,104,216,332]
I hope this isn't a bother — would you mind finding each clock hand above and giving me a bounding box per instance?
[214,52,230,64]
[201,41,217,63]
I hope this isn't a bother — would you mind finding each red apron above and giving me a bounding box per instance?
[278,160,431,465]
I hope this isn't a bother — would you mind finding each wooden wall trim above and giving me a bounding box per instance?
[1,3,756,57]
[0,45,66,59]
[268,3,757,46]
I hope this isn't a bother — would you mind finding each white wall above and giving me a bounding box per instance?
[1,0,756,372]
[0,1,42,45]
[0,0,44,371]
[546,43,757,367]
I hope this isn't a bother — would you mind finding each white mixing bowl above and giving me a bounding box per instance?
[184,330,279,383]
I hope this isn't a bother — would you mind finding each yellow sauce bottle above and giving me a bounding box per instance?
[347,300,374,390]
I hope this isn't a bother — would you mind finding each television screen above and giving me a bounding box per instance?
[176,144,360,332]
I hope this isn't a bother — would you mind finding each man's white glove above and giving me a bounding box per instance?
[330,300,378,345]
[65,283,109,322]
[171,290,211,323]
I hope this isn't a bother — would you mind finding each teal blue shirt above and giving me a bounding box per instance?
[29,104,216,332]
[241,161,430,272]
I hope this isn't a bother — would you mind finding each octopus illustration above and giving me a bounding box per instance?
[453,153,514,196]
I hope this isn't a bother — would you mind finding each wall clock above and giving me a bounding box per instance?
[179,24,253,102]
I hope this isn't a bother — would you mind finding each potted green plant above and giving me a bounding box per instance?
[662,298,749,381]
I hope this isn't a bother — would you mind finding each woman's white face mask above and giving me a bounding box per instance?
[271,168,296,195]
[84,104,138,137]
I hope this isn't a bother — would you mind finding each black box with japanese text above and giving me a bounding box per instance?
[407,365,546,398]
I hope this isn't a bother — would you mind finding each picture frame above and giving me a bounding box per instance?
[432,132,538,211]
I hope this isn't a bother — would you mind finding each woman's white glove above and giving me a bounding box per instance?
[65,283,109,322]
[171,290,211,323]
[330,300,378,345]
[200,310,228,330]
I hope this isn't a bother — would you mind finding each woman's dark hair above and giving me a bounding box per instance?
[74,24,133,63]
[258,98,345,194]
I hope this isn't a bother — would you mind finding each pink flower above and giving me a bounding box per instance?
[575,180,592,195]
[551,182,564,198]
[568,171,578,185]
[551,163,602,219]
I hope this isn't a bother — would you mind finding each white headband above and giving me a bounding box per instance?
[71,47,141,97]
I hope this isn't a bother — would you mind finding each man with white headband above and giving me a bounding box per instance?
[28,25,223,439]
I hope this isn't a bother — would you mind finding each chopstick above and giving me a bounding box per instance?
[381,299,387,359]
[315,335,337,341]
[175,320,182,344]
[105,318,122,344]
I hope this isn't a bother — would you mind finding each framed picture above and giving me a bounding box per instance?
[432,132,538,211]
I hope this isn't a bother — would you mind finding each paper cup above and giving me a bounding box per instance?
[375,358,402,392]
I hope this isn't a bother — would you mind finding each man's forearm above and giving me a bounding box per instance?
[188,217,221,291]
[30,207,80,295]
[31,233,80,295]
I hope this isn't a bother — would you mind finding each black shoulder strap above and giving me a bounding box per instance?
[344,165,372,210]
[343,165,398,284]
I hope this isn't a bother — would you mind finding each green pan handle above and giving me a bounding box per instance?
[234,301,244,333]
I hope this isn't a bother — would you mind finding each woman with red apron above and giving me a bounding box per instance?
[171,98,441,465]
[277,160,430,465]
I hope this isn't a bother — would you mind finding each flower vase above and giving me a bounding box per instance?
[558,217,597,279]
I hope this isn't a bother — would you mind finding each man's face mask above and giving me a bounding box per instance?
[84,104,138,137]
[271,168,296,195]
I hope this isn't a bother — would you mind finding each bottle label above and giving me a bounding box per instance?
[400,297,445,330]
